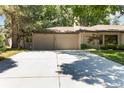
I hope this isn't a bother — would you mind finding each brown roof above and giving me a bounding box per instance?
[33,25,124,33]
[46,27,76,32]
[80,25,124,31]
[33,27,81,33]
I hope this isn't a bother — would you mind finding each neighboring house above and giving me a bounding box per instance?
[32,25,124,50]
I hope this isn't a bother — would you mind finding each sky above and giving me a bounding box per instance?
[110,11,124,25]
[0,16,5,26]
[119,16,124,24]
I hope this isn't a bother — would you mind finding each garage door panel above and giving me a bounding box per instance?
[33,34,54,50]
[55,34,79,49]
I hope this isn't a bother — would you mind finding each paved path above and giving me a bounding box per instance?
[0,50,124,88]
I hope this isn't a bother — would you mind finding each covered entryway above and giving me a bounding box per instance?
[32,33,79,50]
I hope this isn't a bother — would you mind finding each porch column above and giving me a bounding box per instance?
[118,33,121,45]
[103,35,105,45]
[83,31,85,44]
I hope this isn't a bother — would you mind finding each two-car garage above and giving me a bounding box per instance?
[32,27,80,50]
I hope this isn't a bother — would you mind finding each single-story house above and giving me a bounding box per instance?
[32,25,124,50]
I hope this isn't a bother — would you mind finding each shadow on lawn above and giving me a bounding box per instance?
[0,57,17,73]
[58,50,124,88]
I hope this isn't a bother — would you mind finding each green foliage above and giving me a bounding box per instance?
[117,45,124,50]
[0,33,6,51]
[100,44,124,50]
[72,5,120,26]
[0,33,5,48]
[18,5,73,30]
[92,50,124,65]
[100,44,117,50]
[80,44,91,49]
[1,5,122,30]
[0,47,6,52]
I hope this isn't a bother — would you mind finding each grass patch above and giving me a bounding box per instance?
[91,50,124,65]
[0,48,26,61]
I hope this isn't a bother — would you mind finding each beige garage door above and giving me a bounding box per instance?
[32,33,79,50]
[32,34,54,50]
[55,34,79,49]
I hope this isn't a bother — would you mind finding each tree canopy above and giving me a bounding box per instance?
[1,5,123,29]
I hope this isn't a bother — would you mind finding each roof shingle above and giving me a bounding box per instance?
[80,25,124,31]
[33,25,124,33]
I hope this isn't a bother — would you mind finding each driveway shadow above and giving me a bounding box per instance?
[59,50,124,88]
[0,57,17,73]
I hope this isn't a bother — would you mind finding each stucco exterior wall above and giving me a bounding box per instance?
[120,33,124,45]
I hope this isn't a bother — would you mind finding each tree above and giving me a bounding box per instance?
[0,5,22,48]
[71,5,121,26]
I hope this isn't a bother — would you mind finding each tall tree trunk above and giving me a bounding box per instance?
[11,14,18,48]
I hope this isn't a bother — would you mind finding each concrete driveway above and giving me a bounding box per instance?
[0,50,124,88]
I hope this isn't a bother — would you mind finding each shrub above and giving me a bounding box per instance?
[0,33,6,52]
[80,44,90,49]
[0,47,6,52]
[100,44,117,50]
[100,45,106,50]
[117,45,124,50]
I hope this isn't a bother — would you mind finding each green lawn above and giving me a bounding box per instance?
[0,48,26,61]
[91,50,124,65]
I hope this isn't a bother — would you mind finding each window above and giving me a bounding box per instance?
[105,35,118,45]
